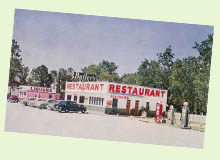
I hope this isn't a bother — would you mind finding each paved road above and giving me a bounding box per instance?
[4,102,204,148]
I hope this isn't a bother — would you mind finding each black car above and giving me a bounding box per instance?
[57,101,87,113]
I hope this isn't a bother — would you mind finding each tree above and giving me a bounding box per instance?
[9,39,23,87]
[121,73,137,85]
[169,57,198,112]
[18,66,29,85]
[98,60,118,74]
[56,68,68,93]
[82,60,120,82]
[66,67,74,82]
[31,65,53,87]
[191,34,213,114]
[50,70,58,84]
[193,34,213,67]
[157,46,174,70]
[157,45,175,89]
[137,59,163,88]
[82,64,101,76]
[98,71,120,82]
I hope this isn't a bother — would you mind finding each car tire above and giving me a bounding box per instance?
[40,104,44,109]
[81,110,85,113]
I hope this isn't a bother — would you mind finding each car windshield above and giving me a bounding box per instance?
[48,100,56,103]
[59,101,66,105]
[29,98,35,100]
[38,99,46,101]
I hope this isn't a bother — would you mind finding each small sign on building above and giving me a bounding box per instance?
[73,72,97,81]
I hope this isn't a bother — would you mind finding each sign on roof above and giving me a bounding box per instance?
[73,72,97,81]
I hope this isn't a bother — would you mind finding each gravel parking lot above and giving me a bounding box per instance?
[4,102,204,148]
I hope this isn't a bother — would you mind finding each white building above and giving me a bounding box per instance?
[65,81,168,115]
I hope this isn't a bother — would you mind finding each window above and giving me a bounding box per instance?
[101,98,104,106]
[91,97,93,105]
[96,97,99,105]
[88,97,104,106]
[93,97,96,105]
[59,101,66,105]
[89,97,91,104]
[69,101,74,105]
[67,95,72,101]
[49,94,52,99]
[79,96,85,103]
[48,100,56,103]
[146,102,150,111]
[99,98,101,106]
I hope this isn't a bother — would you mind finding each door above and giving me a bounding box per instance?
[126,100,131,115]
[146,102,150,111]
[74,96,77,103]
[67,95,72,101]
[79,96,85,104]
[134,100,139,116]
[112,98,118,114]
[112,98,118,108]
[72,104,78,111]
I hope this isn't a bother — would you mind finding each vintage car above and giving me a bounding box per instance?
[29,98,38,107]
[21,97,35,106]
[47,100,60,111]
[8,95,19,103]
[34,98,48,109]
[57,101,87,113]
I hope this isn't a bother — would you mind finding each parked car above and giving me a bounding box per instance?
[21,97,35,106]
[34,99,48,109]
[8,95,19,103]
[57,101,87,113]
[28,97,37,107]
[47,100,60,111]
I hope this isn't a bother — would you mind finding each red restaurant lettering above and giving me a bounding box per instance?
[108,84,166,98]
[67,83,105,92]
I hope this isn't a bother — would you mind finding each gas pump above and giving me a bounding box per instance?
[181,102,191,129]
[170,105,175,125]
[155,102,163,123]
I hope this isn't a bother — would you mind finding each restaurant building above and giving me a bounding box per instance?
[65,81,168,115]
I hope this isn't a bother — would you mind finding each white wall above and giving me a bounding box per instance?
[65,81,168,111]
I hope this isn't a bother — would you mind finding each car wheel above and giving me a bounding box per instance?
[40,104,44,109]
[65,109,69,113]
[81,110,85,113]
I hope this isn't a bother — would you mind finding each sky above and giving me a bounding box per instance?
[12,9,214,76]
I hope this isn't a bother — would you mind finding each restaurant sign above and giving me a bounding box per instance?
[73,72,97,81]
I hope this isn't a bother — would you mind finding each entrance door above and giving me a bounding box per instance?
[112,98,118,108]
[112,98,118,114]
[134,100,139,116]
[126,100,131,115]
[67,95,72,101]
[74,96,77,103]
